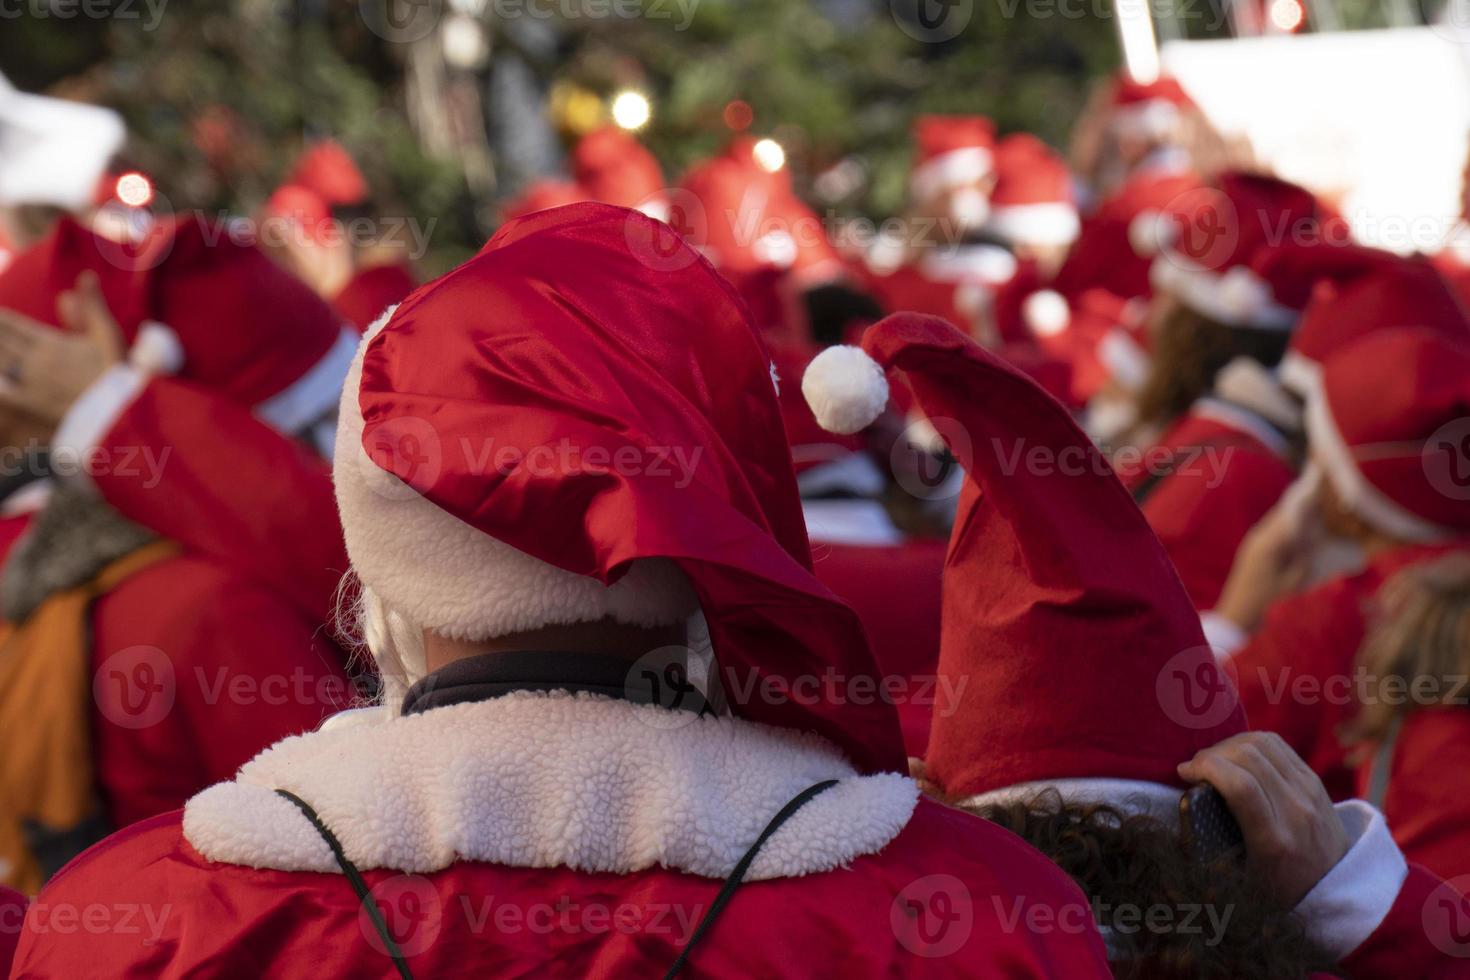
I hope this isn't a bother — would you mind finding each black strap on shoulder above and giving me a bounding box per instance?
[664,779,841,980]
[275,789,414,980]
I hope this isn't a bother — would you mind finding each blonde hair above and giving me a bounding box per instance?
[1347,553,1470,746]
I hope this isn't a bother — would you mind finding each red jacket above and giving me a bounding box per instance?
[10,695,1112,978]
[1228,543,1464,800]
[1358,706,1470,882]
[1122,401,1297,610]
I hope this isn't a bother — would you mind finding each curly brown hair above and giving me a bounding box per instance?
[1132,302,1294,434]
[968,791,1338,980]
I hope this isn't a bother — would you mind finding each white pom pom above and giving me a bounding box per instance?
[128,320,185,375]
[1023,289,1070,338]
[801,344,889,435]
[1128,209,1168,257]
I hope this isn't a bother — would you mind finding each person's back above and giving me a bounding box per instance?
[12,204,1111,977]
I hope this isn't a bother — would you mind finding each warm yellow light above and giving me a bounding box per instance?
[752,138,785,173]
[116,172,153,208]
[611,91,652,131]
[1269,0,1304,32]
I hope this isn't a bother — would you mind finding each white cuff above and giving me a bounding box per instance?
[1200,611,1248,658]
[50,364,147,491]
[1294,799,1408,962]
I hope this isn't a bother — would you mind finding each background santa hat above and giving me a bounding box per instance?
[334,202,904,773]
[286,139,369,209]
[909,115,997,203]
[572,126,669,221]
[986,135,1080,249]
[802,313,1244,815]
[1150,172,1324,330]
[1277,250,1470,397]
[1108,72,1196,141]
[1308,328,1470,543]
[0,72,126,213]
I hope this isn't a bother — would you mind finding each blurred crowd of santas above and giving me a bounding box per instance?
[0,63,1467,979]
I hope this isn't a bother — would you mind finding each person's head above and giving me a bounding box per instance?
[909,115,999,235]
[801,282,883,349]
[965,791,1331,979]
[0,74,126,248]
[1132,294,1293,432]
[1348,553,1470,747]
[1305,327,1470,553]
[334,203,905,773]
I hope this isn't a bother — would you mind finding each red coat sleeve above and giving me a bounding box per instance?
[1340,864,1470,978]
[91,557,356,829]
[77,375,349,629]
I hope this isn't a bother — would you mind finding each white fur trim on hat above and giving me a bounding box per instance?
[334,306,700,641]
[1110,101,1183,142]
[988,204,1081,249]
[910,147,993,202]
[956,778,1182,824]
[1151,257,1296,330]
[1023,289,1071,338]
[256,328,356,436]
[1306,389,1455,544]
[801,345,889,435]
[0,77,125,212]
[183,691,919,880]
[127,320,184,376]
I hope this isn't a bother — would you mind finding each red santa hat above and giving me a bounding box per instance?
[499,180,589,222]
[1308,328,1470,542]
[261,184,335,245]
[986,135,1080,249]
[0,72,126,212]
[677,141,840,284]
[1149,172,1323,330]
[286,139,369,208]
[801,313,1244,813]
[333,202,904,774]
[1279,251,1470,397]
[1021,288,1152,404]
[0,215,354,434]
[572,126,669,221]
[909,115,997,202]
[1109,72,1195,141]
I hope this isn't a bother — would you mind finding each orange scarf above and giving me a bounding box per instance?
[0,541,176,894]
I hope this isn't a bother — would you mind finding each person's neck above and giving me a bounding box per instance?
[423,618,689,675]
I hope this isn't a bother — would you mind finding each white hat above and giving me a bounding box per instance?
[0,72,125,211]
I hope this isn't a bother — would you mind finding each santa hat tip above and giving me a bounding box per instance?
[801,344,889,435]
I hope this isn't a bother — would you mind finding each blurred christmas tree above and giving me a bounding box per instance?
[0,0,1116,273]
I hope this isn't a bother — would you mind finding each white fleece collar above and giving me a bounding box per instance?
[184,691,918,881]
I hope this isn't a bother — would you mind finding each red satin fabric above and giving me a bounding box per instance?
[357,204,904,773]
[11,802,1111,978]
